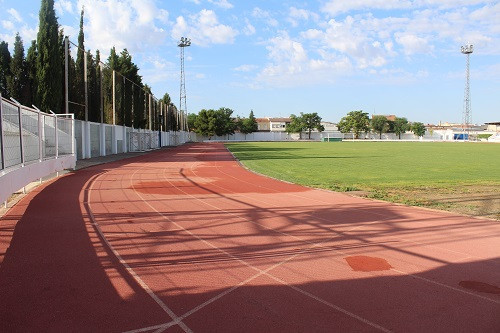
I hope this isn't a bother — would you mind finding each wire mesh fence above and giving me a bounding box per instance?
[0,95,75,173]
[21,108,40,163]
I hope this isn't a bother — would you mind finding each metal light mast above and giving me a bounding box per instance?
[178,37,191,132]
[461,43,473,139]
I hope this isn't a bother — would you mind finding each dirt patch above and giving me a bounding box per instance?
[363,185,500,220]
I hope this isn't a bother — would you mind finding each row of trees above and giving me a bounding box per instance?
[188,109,425,140]
[189,108,258,139]
[338,111,426,139]
[188,110,326,140]
[0,0,180,131]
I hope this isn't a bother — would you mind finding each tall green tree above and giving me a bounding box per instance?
[371,115,389,139]
[0,41,11,97]
[26,40,37,105]
[286,114,305,139]
[36,0,63,112]
[87,50,100,122]
[195,109,217,138]
[393,117,409,139]
[239,110,258,139]
[338,110,370,139]
[194,107,236,138]
[214,107,236,137]
[6,34,30,105]
[411,122,426,137]
[301,112,324,139]
[187,113,198,132]
[74,8,85,119]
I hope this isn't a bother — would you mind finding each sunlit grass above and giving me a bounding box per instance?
[225,141,500,218]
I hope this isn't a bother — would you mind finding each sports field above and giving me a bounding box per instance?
[226,141,500,220]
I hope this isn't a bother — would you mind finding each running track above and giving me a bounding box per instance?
[0,142,499,332]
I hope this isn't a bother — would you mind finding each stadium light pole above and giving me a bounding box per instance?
[461,43,473,140]
[178,37,191,136]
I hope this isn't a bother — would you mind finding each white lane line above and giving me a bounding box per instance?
[129,159,392,332]
[85,172,192,333]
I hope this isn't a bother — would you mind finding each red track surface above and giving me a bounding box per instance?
[1,142,499,332]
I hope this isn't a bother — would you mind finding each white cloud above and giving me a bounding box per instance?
[157,9,170,24]
[395,33,433,55]
[243,18,256,36]
[288,7,319,27]
[322,0,411,16]
[141,55,177,84]
[255,31,352,87]
[252,7,278,27]
[208,0,233,9]
[2,20,14,30]
[7,8,22,22]
[233,64,258,72]
[55,0,74,16]
[172,9,238,46]
[76,0,168,55]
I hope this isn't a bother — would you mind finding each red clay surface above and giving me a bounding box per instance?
[1,142,499,332]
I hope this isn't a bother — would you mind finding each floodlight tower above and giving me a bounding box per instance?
[461,43,473,139]
[178,37,191,132]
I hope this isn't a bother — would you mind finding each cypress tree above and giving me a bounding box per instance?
[26,40,38,105]
[0,41,11,97]
[87,50,100,122]
[7,33,30,105]
[36,0,63,112]
[74,8,85,119]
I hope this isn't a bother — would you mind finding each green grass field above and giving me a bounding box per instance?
[225,141,500,219]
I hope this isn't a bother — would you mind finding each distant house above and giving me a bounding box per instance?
[255,117,292,132]
[269,118,291,132]
[256,118,270,131]
[321,121,338,132]
[485,122,500,132]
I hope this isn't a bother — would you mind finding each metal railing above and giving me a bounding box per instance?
[0,95,74,172]
[0,94,76,205]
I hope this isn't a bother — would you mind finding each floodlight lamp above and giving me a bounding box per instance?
[461,44,473,54]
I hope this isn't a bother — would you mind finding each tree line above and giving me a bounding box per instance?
[338,110,426,139]
[188,108,258,139]
[188,108,425,139]
[0,0,180,131]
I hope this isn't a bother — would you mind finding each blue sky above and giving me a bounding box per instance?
[1,0,499,124]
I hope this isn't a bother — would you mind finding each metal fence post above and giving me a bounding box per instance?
[112,70,116,126]
[84,49,89,122]
[55,115,59,159]
[71,114,75,160]
[18,104,25,166]
[65,36,69,114]
[38,111,43,162]
[0,94,5,170]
